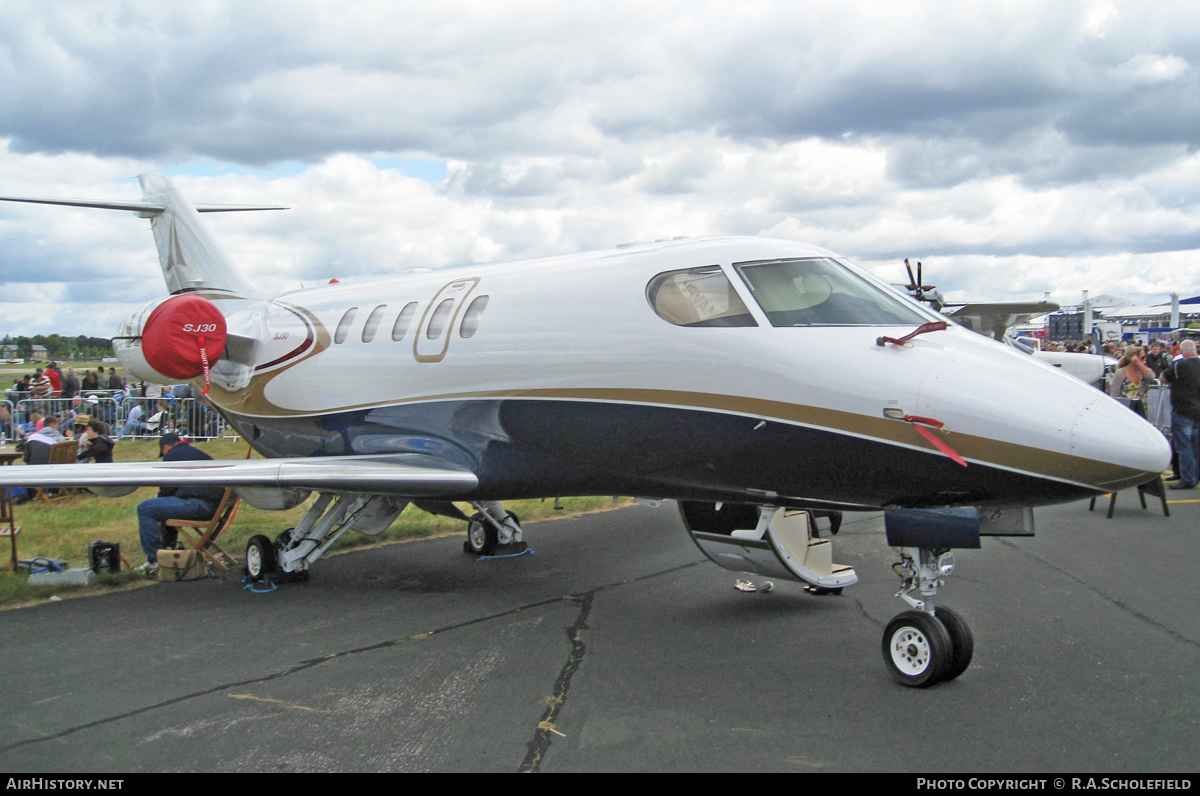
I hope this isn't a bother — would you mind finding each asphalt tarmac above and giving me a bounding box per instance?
[1,491,1197,773]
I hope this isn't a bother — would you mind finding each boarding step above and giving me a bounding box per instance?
[689,508,858,591]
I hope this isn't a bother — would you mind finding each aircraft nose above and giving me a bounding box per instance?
[1069,397,1172,488]
[914,338,1169,494]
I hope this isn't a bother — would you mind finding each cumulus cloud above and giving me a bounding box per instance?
[2,0,1200,337]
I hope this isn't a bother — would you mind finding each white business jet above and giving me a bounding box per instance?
[0,174,1170,687]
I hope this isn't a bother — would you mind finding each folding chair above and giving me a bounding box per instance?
[35,439,81,503]
[165,488,240,570]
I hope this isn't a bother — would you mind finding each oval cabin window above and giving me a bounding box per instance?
[392,302,418,341]
[334,307,358,344]
[361,304,387,343]
[426,298,455,340]
[459,295,489,338]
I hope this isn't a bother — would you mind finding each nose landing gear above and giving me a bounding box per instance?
[882,546,974,687]
[883,610,951,687]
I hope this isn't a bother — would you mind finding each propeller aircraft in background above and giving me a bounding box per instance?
[896,259,1115,389]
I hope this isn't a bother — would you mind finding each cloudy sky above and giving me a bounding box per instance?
[2,0,1199,337]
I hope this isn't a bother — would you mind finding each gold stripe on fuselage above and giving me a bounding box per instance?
[198,373,1148,492]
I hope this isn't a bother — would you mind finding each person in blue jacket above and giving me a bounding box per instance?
[134,432,225,573]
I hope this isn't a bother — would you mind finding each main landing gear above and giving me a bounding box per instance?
[237,494,530,584]
[243,492,408,583]
[463,501,526,556]
[882,546,974,687]
[244,534,275,581]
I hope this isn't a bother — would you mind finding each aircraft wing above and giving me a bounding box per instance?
[0,454,478,498]
[943,301,1059,340]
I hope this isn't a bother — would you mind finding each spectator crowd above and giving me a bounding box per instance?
[2,361,227,453]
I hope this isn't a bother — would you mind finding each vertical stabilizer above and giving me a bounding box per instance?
[138,173,261,298]
[0,172,285,299]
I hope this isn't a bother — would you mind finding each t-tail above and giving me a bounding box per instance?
[0,172,285,299]
[0,173,287,390]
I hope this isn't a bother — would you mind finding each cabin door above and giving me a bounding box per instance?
[413,277,480,363]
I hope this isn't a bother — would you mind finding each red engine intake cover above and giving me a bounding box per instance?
[141,295,228,380]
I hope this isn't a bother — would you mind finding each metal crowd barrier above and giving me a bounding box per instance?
[118,396,234,441]
[1146,384,1172,436]
[115,396,232,440]
[0,400,13,445]
[77,388,123,400]
[4,388,120,402]
[13,396,236,442]
[15,396,122,435]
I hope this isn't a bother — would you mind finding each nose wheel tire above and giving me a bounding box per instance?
[244,534,276,581]
[933,605,974,682]
[882,610,953,688]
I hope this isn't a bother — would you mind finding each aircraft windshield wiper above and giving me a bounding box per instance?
[876,320,948,348]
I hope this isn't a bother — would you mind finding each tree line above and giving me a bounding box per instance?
[1,334,113,361]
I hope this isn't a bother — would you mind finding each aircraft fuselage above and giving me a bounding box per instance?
[189,236,1166,511]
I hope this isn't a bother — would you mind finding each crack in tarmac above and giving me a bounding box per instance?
[516,560,706,773]
[519,591,592,773]
[0,560,707,763]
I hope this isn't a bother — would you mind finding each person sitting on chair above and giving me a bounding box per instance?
[134,432,225,573]
[77,420,115,464]
[23,415,68,464]
[119,402,149,440]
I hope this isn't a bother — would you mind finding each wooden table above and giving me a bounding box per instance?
[0,451,21,571]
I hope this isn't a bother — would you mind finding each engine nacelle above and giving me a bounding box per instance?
[113,294,228,385]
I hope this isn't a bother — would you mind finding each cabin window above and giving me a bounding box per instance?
[646,266,756,327]
[334,307,358,344]
[426,298,455,340]
[459,295,489,338]
[392,302,418,341]
[362,304,387,343]
[734,257,928,327]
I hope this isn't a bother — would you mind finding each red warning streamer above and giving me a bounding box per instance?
[198,335,212,396]
[903,415,968,468]
[876,321,948,348]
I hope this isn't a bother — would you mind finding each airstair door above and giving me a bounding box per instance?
[682,503,858,591]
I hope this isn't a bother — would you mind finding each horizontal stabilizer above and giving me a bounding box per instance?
[0,195,288,215]
[0,454,478,499]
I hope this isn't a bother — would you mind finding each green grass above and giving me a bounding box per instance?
[0,437,632,606]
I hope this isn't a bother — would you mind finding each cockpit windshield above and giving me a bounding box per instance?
[734,257,928,327]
